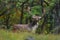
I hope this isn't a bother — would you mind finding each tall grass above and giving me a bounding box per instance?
[0,29,60,40]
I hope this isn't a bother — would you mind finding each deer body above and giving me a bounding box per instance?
[13,24,38,32]
[13,16,41,32]
[13,24,32,32]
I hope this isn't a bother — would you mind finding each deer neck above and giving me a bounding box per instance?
[31,22,39,33]
[32,22,39,29]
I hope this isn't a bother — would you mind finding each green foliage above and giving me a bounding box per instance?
[0,0,59,34]
[31,6,42,16]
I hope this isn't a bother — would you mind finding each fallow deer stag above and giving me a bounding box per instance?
[12,15,41,32]
[12,5,41,32]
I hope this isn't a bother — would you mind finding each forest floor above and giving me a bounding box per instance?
[0,29,60,40]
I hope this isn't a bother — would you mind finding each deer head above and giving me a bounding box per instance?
[32,15,41,21]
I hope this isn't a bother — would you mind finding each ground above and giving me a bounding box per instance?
[0,29,60,40]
